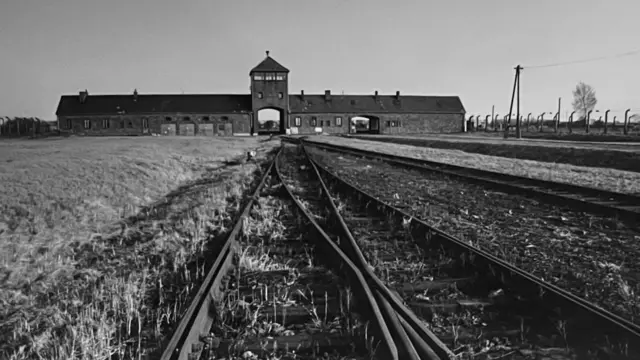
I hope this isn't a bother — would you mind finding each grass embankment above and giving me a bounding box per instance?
[0,136,279,359]
[348,135,640,174]
[307,136,640,194]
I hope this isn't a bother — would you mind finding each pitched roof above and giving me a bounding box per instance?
[55,94,252,116]
[250,55,290,74]
[288,94,465,114]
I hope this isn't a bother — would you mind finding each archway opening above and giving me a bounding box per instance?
[350,115,380,134]
[257,108,284,135]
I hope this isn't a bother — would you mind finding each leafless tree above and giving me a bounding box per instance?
[571,82,597,121]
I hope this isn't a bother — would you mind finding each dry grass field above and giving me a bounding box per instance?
[0,136,279,359]
[308,136,640,194]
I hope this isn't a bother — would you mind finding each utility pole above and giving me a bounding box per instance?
[555,97,561,133]
[505,65,522,139]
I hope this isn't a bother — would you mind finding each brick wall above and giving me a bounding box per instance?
[58,113,251,136]
[251,77,288,134]
[288,112,464,135]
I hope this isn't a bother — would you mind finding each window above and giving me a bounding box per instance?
[350,100,357,105]
[202,116,210,122]
[397,120,402,127]
[120,121,125,128]
[335,117,342,126]
[257,92,263,99]
[386,121,391,127]
[218,124,225,131]
[254,74,264,80]
[322,119,331,127]
[221,116,229,121]
[128,122,133,128]
[66,119,72,129]
[83,119,90,129]
[311,117,317,127]
[102,119,109,129]
[278,92,283,99]
[165,117,172,122]
[276,74,285,81]
[265,73,274,81]
[391,121,396,127]
[183,116,190,121]
[294,117,301,127]
[142,118,149,129]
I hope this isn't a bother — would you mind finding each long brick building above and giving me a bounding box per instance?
[55,52,466,136]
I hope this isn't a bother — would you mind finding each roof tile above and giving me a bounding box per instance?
[55,94,252,116]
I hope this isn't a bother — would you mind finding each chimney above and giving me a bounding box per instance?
[300,90,305,100]
[374,90,378,100]
[325,90,331,101]
[395,91,400,99]
[79,89,89,104]
[133,89,139,102]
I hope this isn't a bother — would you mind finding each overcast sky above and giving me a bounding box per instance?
[1,0,639,120]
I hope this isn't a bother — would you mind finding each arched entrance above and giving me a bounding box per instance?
[257,108,285,135]
[350,115,380,134]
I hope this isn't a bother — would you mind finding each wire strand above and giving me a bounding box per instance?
[523,49,640,69]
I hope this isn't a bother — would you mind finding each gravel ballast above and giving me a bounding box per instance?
[307,146,640,325]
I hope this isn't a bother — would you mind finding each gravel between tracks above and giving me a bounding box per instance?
[306,146,640,326]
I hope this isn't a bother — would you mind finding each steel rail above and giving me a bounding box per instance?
[274,145,403,359]
[298,143,455,360]
[297,137,640,223]
[160,145,403,360]
[280,138,640,359]
[159,148,280,360]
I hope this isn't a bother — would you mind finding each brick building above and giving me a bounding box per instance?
[55,52,466,136]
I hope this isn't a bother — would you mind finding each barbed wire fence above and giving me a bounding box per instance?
[468,49,640,137]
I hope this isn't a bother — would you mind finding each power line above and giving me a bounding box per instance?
[523,49,640,70]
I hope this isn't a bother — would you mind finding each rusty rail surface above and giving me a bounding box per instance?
[296,136,640,223]
[279,137,640,359]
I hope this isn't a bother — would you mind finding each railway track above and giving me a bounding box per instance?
[159,139,640,360]
[297,137,640,223]
[158,144,449,360]
[158,146,396,360]
[283,137,640,359]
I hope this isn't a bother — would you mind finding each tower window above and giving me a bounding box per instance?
[257,92,263,99]
[278,92,283,99]
[265,73,274,81]
[254,74,264,80]
[276,74,285,81]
